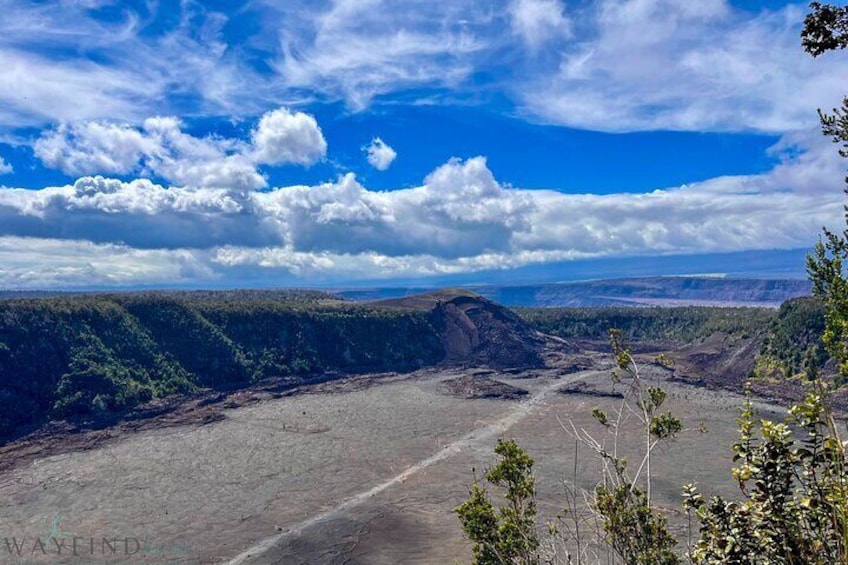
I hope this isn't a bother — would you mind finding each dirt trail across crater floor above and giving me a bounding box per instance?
[221,369,795,565]
[0,362,594,565]
[0,356,794,565]
[225,370,593,565]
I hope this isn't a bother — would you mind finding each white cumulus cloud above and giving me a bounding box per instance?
[34,121,159,176]
[364,138,397,170]
[0,237,215,289]
[251,107,327,166]
[33,107,327,190]
[0,130,844,287]
[0,156,12,175]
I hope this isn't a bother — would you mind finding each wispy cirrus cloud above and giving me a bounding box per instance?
[259,0,846,133]
[508,0,571,49]
[520,0,847,132]
[0,1,841,135]
[0,0,279,129]
[270,0,493,110]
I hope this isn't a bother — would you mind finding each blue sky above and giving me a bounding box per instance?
[0,0,845,288]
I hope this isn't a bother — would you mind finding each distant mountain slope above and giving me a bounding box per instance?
[338,277,812,307]
[0,289,342,302]
[517,306,775,343]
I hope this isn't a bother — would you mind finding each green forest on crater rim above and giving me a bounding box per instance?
[0,291,444,439]
[0,288,827,442]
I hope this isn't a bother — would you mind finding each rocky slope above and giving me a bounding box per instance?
[373,289,546,370]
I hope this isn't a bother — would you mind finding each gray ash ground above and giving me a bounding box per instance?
[0,342,808,564]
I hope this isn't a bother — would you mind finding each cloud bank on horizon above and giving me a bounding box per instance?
[0,0,845,288]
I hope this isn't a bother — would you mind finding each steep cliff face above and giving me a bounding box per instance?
[0,290,546,439]
[0,294,444,439]
[375,290,545,369]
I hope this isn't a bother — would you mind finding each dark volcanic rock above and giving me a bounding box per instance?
[375,290,546,369]
[560,381,623,399]
[442,375,529,400]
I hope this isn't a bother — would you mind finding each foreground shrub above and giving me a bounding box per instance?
[455,438,540,565]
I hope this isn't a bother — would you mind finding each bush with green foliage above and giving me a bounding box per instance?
[458,4,848,563]
[587,331,682,565]
[684,6,848,563]
[684,385,848,564]
[455,438,540,565]
[756,296,827,380]
[456,330,683,565]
